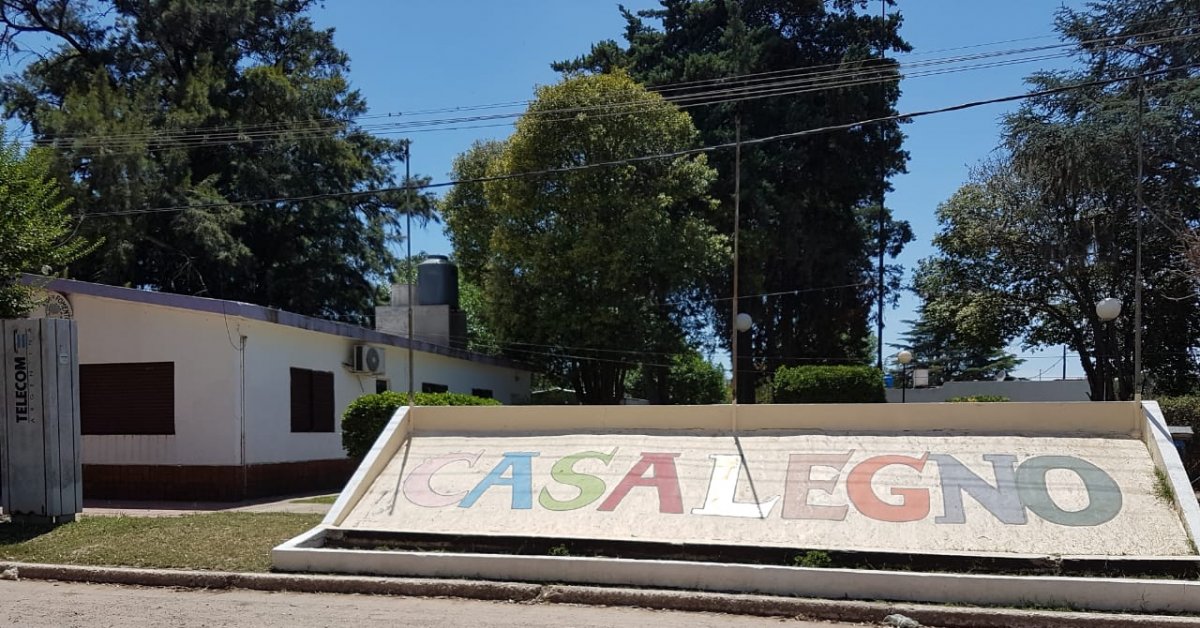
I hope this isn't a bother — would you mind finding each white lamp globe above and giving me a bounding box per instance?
[897,350,913,365]
[1095,298,1122,322]
[735,312,753,333]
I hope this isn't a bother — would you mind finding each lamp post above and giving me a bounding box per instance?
[1095,298,1122,401]
[897,350,913,404]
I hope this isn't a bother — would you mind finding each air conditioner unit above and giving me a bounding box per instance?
[352,345,386,374]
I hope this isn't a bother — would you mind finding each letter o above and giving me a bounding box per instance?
[1016,456,1122,527]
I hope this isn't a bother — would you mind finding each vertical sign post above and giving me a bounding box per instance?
[0,318,82,523]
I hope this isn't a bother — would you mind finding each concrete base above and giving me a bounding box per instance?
[273,526,1200,615]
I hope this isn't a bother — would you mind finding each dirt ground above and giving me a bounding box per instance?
[0,579,864,628]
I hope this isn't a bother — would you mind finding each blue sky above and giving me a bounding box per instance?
[2,1,1093,378]
[311,0,1090,378]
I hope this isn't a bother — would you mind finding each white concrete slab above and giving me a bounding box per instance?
[337,431,1190,556]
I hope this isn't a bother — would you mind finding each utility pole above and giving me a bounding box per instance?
[405,141,415,407]
[875,0,888,371]
[731,116,742,408]
[1134,77,1145,400]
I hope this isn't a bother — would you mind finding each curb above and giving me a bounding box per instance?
[2,561,1199,628]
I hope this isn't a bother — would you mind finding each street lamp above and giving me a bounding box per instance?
[735,313,753,333]
[897,350,913,404]
[1095,298,1122,401]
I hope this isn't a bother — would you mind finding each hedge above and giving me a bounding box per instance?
[772,365,885,404]
[341,391,500,459]
[1157,395,1200,429]
[945,395,1010,403]
[1156,396,1200,487]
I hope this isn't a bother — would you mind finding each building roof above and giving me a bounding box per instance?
[28,275,530,371]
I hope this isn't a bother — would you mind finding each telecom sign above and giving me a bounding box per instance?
[0,319,82,522]
[339,432,1193,557]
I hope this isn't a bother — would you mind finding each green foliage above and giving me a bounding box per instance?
[945,395,1010,403]
[1153,467,1176,504]
[772,365,885,404]
[341,391,500,458]
[892,306,1022,385]
[792,550,833,569]
[547,544,570,557]
[0,1,434,322]
[0,133,96,318]
[556,2,913,383]
[628,351,728,405]
[916,0,1200,400]
[444,73,726,404]
[1157,396,1200,430]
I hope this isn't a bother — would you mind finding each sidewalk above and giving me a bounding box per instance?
[80,494,333,518]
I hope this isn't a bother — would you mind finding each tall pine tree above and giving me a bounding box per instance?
[0,0,432,322]
[555,0,912,395]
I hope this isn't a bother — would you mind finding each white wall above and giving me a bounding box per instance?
[68,291,531,468]
[239,319,531,465]
[72,295,241,465]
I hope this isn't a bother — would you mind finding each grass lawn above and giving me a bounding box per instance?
[290,494,338,505]
[0,512,321,572]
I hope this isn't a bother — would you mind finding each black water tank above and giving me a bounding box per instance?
[417,255,459,308]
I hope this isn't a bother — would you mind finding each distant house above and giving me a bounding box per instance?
[24,276,532,501]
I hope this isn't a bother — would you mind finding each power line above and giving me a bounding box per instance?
[79,63,1199,219]
[22,22,1198,153]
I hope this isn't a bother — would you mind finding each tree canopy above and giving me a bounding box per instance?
[0,0,433,322]
[916,0,1200,399]
[555,0,913,396]
[0,132,96,318]
[442,72,726,404]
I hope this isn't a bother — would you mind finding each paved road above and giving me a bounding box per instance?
[0,580,864,627]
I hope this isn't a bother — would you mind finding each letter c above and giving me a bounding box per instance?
[403,451,482,508]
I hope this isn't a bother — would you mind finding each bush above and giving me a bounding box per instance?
[1157,395,1200,429]
[945,395,1010,403]
[341,391,500,459]
[772,365,885,404]
[1156,396,1200,489]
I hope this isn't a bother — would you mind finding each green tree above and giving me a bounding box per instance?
[0,0,434,323]
[629,351,728,405]
[891,306,1022,385]
[0,133,95,318]
[447,72,726,404]
[918,1,1200,400]
[555,1,912,396]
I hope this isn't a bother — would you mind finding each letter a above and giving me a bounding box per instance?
[597,453,683,514]
[459,452,539,510]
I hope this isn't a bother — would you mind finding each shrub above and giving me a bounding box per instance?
[1157,395,1200,430]
[772,365,885,404]
[1156,396,1200,489]
[945,395,1010,403]
[341,391,500,459]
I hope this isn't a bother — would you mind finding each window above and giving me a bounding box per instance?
[291,368,335,433]
[375,379,390,394]
[421,382,448,394]
[471,388,493,399]
[80,362,175,435]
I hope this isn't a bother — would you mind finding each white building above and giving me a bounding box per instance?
[31,277,532,501]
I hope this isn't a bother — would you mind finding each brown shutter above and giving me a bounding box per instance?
[311,370,335,433]
[80,362,175,435]
[290,367,312,432]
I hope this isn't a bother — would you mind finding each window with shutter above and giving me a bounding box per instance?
[80,362,175,435]
[290,367,335,433]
